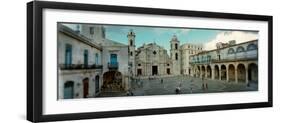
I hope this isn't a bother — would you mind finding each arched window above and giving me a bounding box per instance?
[175,44,178,50]
[90,27,94,34]
[130,39,133,46]
[84,50,88,66]
[228,48,235,54]
[247,44,257,51]
[65,44,72,67]
[95,53,99,65]
[153,51,157,55]
[175,53,178,60]
[130,51,133,56]
[236,46,245,53]
[102,28,106,38]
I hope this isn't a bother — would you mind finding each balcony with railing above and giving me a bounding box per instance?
[59,64,103,70]
[108,62,119,70]
[189,51,258,64]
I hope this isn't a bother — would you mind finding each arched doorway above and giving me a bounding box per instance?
[197,66,201,77]
[248,63,258,82]
[228,64,235,82]
[102,71,123,92]
[83,78,89,98]
[237,64,246,82]
[95,75,100,93]
[214,65,219,79]
[207,65,212,78]
[201,66,206,78]
[221,65,226,80]
[193,67,196,77]
[64,81,74,99]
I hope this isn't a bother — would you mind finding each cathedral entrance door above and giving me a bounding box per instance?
[152,66,158,75]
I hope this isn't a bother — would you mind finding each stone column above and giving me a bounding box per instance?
[205,66,208,78]
[245,64,249,84]
[199,68,203,78]
[235,68,238,83]
[219,66,221,80]
[199,66,202,78]
[211,67,215,80]
[204,66,208,78]
[226,66,229,82]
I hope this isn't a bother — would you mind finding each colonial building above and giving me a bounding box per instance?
[58,24,103,99]
[58,24,131,99]
[180,43,203,75]
[189,40,258,84]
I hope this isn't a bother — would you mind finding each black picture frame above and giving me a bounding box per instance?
[27,1,273,122]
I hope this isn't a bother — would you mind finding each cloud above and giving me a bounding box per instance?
[203,31,258,50]
[152,28,190,36]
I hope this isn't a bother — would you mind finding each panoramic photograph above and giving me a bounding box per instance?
[57,22,259,99]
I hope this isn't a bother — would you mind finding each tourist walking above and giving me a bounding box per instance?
[175,86,181,94]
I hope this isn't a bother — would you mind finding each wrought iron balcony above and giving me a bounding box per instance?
[108,62,119,70]
[59,64,103,70]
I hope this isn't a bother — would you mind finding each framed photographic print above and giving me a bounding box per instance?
[27,1,273,122]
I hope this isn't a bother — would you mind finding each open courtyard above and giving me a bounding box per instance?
[97,75,258,97]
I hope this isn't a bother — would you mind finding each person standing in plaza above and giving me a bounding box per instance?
[175,86,181,94]
[205,80,208,90]
[201,77,205,90]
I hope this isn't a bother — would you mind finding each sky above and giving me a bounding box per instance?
[104,25,258,51]
[63,23,259,51]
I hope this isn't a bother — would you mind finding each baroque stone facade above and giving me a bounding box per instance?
[134,35,203,77]
[135,42,172,76]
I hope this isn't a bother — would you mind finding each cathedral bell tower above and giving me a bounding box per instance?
[170,35,181,75]
[127,29,136,76]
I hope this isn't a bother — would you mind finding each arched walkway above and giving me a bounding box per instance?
[201,66,206,78]
[221,65,227,80]
[196,66,201,77]
[228,64,235,82]
[237,64,246,82]
[214,65,219,79]
[248,63,258,82]
[207,65,212,78]
[102,71,123,91]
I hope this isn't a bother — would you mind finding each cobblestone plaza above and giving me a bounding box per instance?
[97,75,258,97]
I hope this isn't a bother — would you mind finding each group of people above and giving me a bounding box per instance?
[160,78,182,94]
[130,76,210,95]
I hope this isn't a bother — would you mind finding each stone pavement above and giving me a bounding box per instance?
[130,75,258,96]
[97,75,258,97]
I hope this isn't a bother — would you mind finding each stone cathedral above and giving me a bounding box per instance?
[133,32,201,77]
